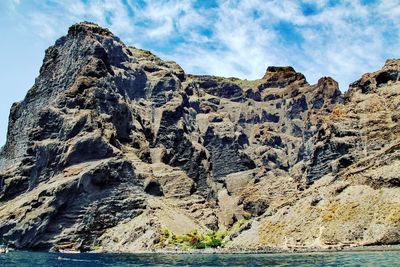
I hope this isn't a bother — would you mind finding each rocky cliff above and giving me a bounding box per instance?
[0,22,399,252]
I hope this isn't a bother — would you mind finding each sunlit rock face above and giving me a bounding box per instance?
[0,22,399,252]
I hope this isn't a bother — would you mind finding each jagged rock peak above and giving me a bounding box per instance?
[317,76,339,91]
[347,58,400,98]
[261,66,308,88]
[264,66,296,74]
[383,58,400,68]
[68,21,114,37]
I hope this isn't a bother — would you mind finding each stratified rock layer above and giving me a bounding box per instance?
[0,22,399,251]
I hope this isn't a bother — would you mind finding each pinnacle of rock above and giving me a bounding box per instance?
[261,66,308,88]
[68,21,114,37]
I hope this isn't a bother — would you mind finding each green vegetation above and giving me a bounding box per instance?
[157,219,250,250]
[158,228,224,249]
[91,244,103,251]
[231,79,264,90]
[242,211,252,220]
[186,74,264,91]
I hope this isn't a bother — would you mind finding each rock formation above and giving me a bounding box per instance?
[0,22,399,252]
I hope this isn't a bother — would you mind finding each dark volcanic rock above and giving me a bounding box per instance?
[1,22,399,252]
[260,66,308,89]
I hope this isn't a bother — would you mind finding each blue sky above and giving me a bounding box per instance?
[0,0,399,146]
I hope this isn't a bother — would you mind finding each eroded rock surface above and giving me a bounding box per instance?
[0,22,399,251]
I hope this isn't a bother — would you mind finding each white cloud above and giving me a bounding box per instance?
[6,0,21,12]
[4,0,400,90]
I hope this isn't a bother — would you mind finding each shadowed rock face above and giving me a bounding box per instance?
[0,22,399,252]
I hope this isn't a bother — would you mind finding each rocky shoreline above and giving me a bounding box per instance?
[77,244,400,255]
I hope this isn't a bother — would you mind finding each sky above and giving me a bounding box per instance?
[0,0,399,147]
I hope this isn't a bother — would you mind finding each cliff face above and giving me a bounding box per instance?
[0,22,399,252]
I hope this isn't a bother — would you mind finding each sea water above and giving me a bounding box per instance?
[1,251,399,266]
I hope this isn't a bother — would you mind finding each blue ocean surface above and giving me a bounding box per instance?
[1,251,399,266]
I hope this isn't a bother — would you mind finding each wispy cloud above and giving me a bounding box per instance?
[4,0,400,89]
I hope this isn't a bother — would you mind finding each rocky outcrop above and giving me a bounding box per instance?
[0,22,399,252]
[229,59,400,250]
